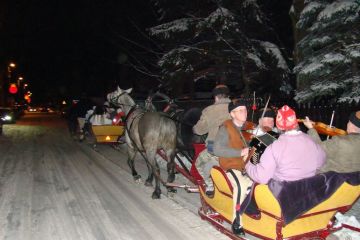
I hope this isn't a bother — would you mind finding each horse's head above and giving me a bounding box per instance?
[107,87,135,114]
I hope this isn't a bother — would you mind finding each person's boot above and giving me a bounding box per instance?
[232,220,245,236]
[205,184,214,197]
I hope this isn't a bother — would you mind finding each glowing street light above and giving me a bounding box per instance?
[9,83,18,94]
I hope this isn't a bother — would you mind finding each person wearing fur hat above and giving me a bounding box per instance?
[245,105,326,185]
[304,111,360,173]
[212,98,255,236]
[251,108,278,136]
[193,84,231,197]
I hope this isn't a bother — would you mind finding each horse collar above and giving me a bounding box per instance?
[124,105,138,123]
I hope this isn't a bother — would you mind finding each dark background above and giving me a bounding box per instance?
[0,0,293,104]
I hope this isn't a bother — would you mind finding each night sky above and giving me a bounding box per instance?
[1,0,293,104]
[2,0,157,103]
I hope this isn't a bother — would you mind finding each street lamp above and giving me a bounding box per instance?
[17,76,23,86]
[7,62,16,78]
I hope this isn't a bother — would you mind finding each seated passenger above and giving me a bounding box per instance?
[85,106,96,122]
[213,99,254,236]
[304,110,360,220]
[303,111,360,173]
[245,105,326,184]
[103,101,117,120]
[251,108,278,136]
[192,84,231,193]
[90,105,112,125]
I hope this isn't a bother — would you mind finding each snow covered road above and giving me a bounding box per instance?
[0,113,228,240]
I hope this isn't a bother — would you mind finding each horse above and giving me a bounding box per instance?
[143,90,205,180]
[107,87,177,199]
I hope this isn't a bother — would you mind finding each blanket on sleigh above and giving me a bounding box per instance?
[244,171,360,225]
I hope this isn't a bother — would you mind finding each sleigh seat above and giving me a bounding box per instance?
[199,167,360,240]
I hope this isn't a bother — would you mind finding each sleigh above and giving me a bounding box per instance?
[140,94,360,239]
[164,141,360,239]
[91,125,124,142]
[197,166,360,240]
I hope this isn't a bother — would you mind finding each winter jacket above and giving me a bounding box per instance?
[193,98,231,145]
[245,130,326,184]
[307,129,360,172]
[215,120,252,171]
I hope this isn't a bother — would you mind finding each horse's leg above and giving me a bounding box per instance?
[166,150,177,193]
[144,160,154,187]
[146,149,161,199]
[152,160,162,199]
[127,147,141,181]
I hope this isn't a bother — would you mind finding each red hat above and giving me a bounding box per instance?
[276,105,298,131]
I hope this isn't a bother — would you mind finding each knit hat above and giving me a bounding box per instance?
[349,111,360,128]
[212,84,229,96]
[228,99,247,113]
[276,105,298,131]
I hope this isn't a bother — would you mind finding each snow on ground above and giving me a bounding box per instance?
[3,113,360,240]
[0,113,229,240]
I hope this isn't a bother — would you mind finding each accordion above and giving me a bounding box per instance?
[248,131,279,164]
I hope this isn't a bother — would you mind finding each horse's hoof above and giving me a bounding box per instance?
[152,191,161,199]
[134,175,142,184]
[133,175,141,181]
[144,181,153,187]
[167,187,177,193]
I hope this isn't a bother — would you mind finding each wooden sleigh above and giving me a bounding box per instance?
[91,124,125,146]
[198,165,360,240]
[164,143,360,239]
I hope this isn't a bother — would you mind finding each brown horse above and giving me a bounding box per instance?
[107,87,177,199]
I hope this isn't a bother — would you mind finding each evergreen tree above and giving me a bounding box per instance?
[293,0,360,103]
[150,0,291,98]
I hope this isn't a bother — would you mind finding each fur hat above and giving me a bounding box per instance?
[258,108,275,119]
[276,105,298,131]
[349,111,360,128]
[212,84,229,96]
[228,99,247,113]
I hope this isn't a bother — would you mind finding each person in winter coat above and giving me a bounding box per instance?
[192,84,231,193]
[245,105,326,184]
[303,111,360,173]
[304,111,360,221]
[212,99,254,236]
[251,108,278,136]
